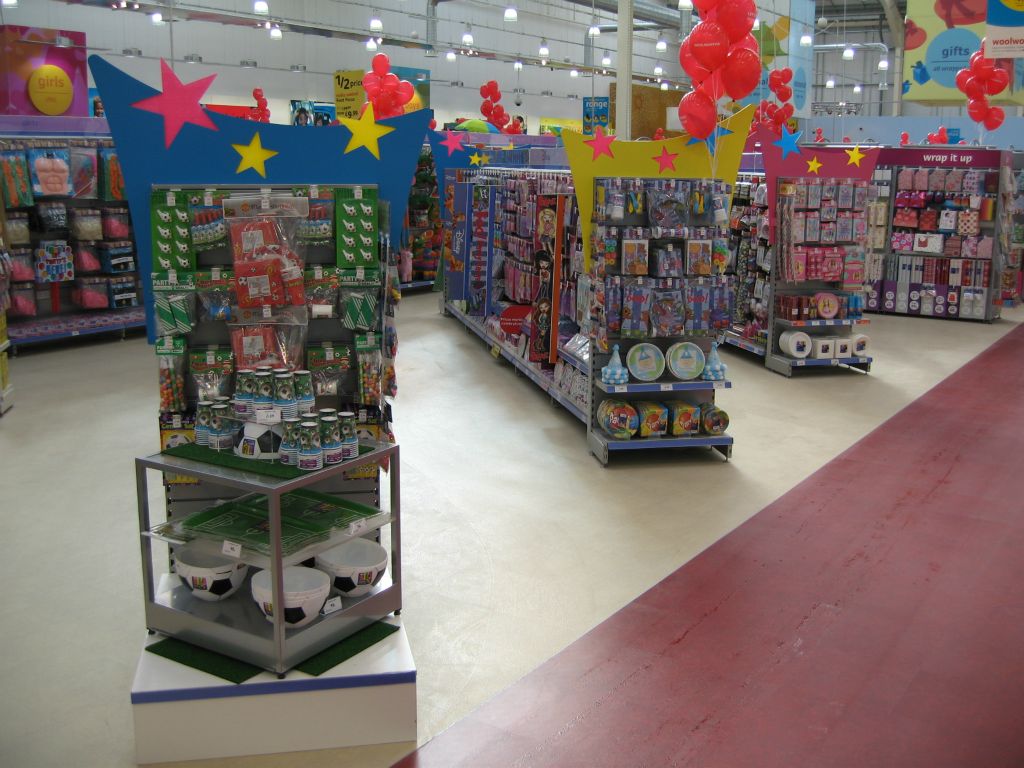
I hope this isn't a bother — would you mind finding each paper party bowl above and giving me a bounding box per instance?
[174,545,249,602]
[251,566,330,628]
[316,538,388,597]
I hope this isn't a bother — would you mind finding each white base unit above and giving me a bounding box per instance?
[131,622,416,764]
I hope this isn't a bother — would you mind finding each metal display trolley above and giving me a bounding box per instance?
[135,444,401,677]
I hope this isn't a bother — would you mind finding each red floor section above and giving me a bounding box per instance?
[395,324,1024,768]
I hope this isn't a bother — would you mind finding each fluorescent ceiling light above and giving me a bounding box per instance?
[878,58,889,71]
[513,60,523,71]
[504,6,517,21]
[462,25,473,46]
[842,46,855,60]
[269,25,282,40]
[800,33,812,47]
[369,16,383,32]
[150,12,163,24]
[602,51,611,66]
[853,83,862,93]
[253,1,269,14]
[654,65,664,75]
[446,50,456,61]
[570,69,579,77]
[656,37,667,52]
[588,19,601,37]
[539,39,549,57]
[366,37,378,51]
[660,82,669,90]
[540,58,547,66]
[678,0,692,8]
[825,77,835,88]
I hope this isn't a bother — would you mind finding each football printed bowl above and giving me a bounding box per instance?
[316,538,388,597]
[251,566,331,629]
[174,545,249,602]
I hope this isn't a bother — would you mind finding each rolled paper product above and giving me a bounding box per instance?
[778,330,812,359]
[851,333,870,356]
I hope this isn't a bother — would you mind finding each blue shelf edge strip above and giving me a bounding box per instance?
[399,280,434,290]
[787,356,872,367]
[447,303,587,424]
[131,669,417,705]
[9,317,146,346]
[607,436,734,451]
[595,379,731,394]
[723,334,766,356]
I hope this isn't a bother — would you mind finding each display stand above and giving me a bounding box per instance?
[131,621,415,763]
[724,172,769,357]
[865,146,1014,321]
[401,146,440,291]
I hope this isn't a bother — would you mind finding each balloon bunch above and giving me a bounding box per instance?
[899,131,910,146]
[248,88,270,123]
[479,80,522,134]
[677,0,761,139]
[653,127,666,141]
[751,67,794,135]
[814,127,825,143]
[362,53,415,119]
[926,126,949,144]
[955,40,1009,131]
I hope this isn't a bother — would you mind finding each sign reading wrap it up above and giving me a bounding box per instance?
[988,0,1024,58]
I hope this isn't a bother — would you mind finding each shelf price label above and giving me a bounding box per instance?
[659,383,673,392]
[830,359,839,366]
[614,385,628,393]
[795,360,806,366]
[222,540,242,558]
[321,596,343,616]
[713,381,725,389]
[490,343,501,359]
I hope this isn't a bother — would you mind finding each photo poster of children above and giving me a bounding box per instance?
[290,100,337,126]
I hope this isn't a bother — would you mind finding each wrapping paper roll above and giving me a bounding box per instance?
[851,333,870,356]
[778,330,812,359]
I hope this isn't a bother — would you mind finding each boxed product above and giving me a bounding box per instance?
[159,412,198,485]
[668,402,700,436]
[635,401,668,438]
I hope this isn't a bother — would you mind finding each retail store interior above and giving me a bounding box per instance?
[1,1,1023,767]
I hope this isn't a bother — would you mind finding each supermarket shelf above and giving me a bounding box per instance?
[400,280,434,290]
[594,378,731,394]
[447,302,587,424]
[588,430,732,463]
[766,353,872,377]
[557,346,588,373]
[775,317,870,328]
[723,332,767,356]
[8,307,146,348]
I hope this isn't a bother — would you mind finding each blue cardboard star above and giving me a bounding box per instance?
[773,126,803,160]
[688,124,733,159]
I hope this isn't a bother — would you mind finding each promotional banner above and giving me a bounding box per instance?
[289,100,336,126]
[987,0,1024,58]
[582,97,610,135]
[539,117,583,136]
[334,69,365,120]
[904,0,1024,103]
[391,65,431,112]
[0,25,88,117]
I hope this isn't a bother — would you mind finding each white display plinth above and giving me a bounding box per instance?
[131,620,416,764]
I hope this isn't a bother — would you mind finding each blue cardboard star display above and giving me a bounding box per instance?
[89,55,432,339]
[772,126,803,160]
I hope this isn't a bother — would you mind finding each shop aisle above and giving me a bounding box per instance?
[0,295,1020,768]
[393,321,1024,768]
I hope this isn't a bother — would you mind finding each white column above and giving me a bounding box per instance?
[616,0,634,138]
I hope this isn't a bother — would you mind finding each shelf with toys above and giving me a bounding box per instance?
[1,134,145,350]
[864,146,1017,321]
[725,172,770,357]
[399,147,440,290]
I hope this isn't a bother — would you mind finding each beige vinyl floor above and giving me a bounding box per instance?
[1,292,1020,768]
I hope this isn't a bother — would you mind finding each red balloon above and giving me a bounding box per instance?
[722,47,761,100]
[971,56,995,80]
[493,105,506,122]
[697,70,727,101]
[927,132,938,144]
[429,118,437,130]
[984,105,1005,130]
[479,84,489,98]
[780,67,793,84]
[397,80,415,104]
[775,84,792,102]
[372,53,390,77]
[937,126,949,142]
[963,77,986,100]
[766,103,778,116]
[779,103,795,121]
[735,33,759,54]
[692,0,721,12]
[679,37,712,82]
[383,73,399,91]
[715,0,756,43]
[689,21,730,70]
[495,113,510,128]
[252,88,264,99]
[677,89,717,139]
[986,67,1009,95]
[955,68,973,92]
[768,70,783,90]
[363,72,382,97]
[480,99,494,117]
[899,131,910,145]
[968,97,990,122]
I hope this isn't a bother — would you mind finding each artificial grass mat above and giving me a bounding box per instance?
[162,442,374,479]
[146,622,400,682]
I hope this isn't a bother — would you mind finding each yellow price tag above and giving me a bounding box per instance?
[490,343,501,358]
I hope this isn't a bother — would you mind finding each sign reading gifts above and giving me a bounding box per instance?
[0,26,88,117]
[903,0,1024,103]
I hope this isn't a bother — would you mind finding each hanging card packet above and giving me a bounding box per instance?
[652,245,683,277]
[0,150,33,207]
[189,189,230,253]
[604,276,622,333]
[335,186,379,267]
[156,336,188,413]
[621,239,649,275]
[307,343,353,396]
[340,289,379,331]
[69,146,98,199]
[189,347,235,401]
[897,168,914,191]
[304,266,341,318]
[151,190,195,271]
[938,209,958,231]
[913,168,930,191]
[195,268,234,322]
[152,271,197,336]
[620,279,652,338]
[977,235,994,259]
[836,211,854,243]
[805,213,821,243]
[806,181,823,209]
[685,239,713,276]
[684,281,711,332]
[821,182,837,201]
[98,148,125,201]
[836,183,854,209]
[958,209,980,236]
[650,284,685,337]
[929,169,947,191]
[294,186,335,246]
[28,148,72,197]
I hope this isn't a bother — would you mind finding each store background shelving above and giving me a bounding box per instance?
[725,172,770,358]
[401,147,441,292]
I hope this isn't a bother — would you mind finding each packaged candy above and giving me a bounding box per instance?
[9,285,37,317]
[108,276,139,308]
[355,333,382,406]
[99,241,135,273]
[0,150,33,208]
[70,208,103,240]
[596,398,639,439]
[9,249,35,282]
[99,148,125,201]
[5,212,30,246]
[668,402,701,436]
[635,401,668,437]
[156,337,188,413]
[72,241,102,274]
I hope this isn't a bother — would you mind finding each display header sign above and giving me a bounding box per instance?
[988,0,1024,58]
[333,69,364,121]
[582,97,609,136]
[877,146,1003,167]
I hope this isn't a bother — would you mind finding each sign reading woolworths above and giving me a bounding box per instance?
[988,0,1024,58]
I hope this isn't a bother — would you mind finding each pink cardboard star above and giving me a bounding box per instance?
[653,146,678,173]
[439,130,466,157]
[132,59,218,148]
[584,126,615,160]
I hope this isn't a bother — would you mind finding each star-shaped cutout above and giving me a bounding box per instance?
[652,146,679,173]
[132,59,217,148]
[845,145,867,167]
[339,103,395,160]
[232,131,278,178]
[440,130,466,157]
[584,126,615,160]
[773,126,803,160]
[806,155,823,175]
[687,124,733,158]
[469,151,486,166]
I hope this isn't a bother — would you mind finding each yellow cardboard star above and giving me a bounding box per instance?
[232,131,278,178]
[469,151,484,166]
[806,155,823,175]
[845,145,866,167]
[340,103,395,160]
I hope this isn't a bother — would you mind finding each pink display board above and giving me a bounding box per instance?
[0,25,89,117]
